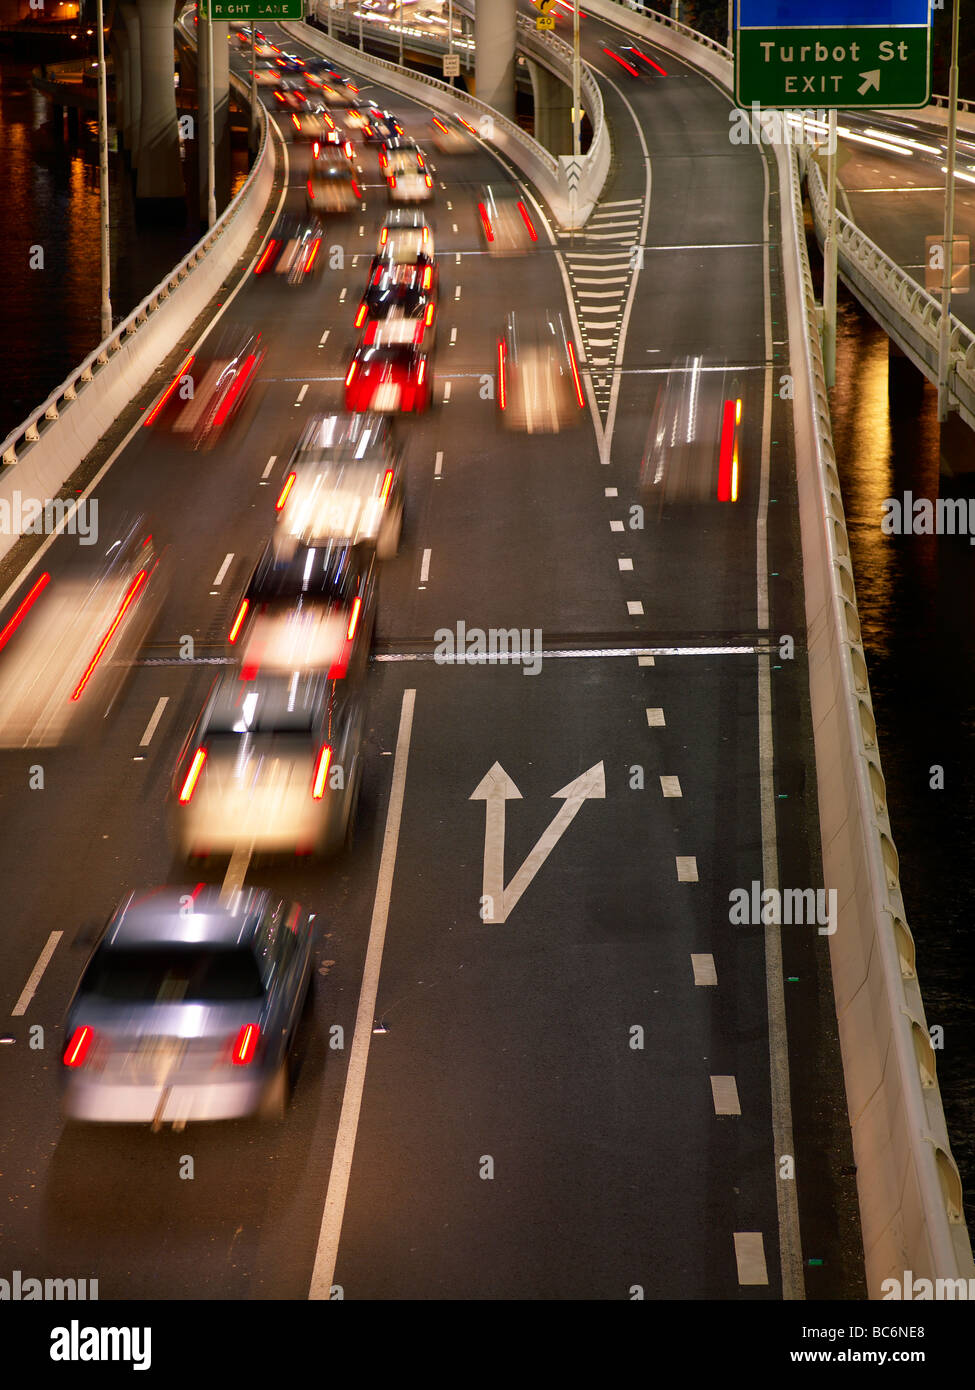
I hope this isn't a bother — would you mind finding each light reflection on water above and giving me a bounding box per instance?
[0,62,246,441]
[831,288,975,1225]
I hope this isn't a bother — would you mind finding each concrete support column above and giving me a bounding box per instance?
[527,59,573,156]
[198,17,231,216]
[119,2,142,165]
[474,0,517,122]
[135,0,184,207]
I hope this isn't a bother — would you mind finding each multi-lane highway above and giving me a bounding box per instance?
[0,13,866,1300]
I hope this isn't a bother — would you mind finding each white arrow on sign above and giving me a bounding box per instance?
[857,70,880,96]
[470,761,605,922]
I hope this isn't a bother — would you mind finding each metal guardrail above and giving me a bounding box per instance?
[803,151,975,433]
[1,65,270,470]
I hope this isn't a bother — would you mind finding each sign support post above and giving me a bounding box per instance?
[937,0,961,421]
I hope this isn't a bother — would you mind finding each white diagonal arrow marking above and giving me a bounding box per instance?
[857,70,880,96]
[470,762,605,922]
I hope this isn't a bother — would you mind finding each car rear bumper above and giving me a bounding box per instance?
[62,1075,268,1123]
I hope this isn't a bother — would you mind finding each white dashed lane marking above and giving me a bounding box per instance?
[692,953,717,986]
[646,708,665,726]
[734,1233,769,1286]
[626,600,644,616]
[676,856,699,882]
[659,775,682,797]
[711,1076,741,1115]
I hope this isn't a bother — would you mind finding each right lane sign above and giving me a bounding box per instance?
[735,0,932,109]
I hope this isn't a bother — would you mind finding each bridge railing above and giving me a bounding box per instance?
[803,151,975,433]
[0,66,277,536]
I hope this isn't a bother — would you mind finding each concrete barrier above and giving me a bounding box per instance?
[584,0,975,1294]
[0,69,278,564]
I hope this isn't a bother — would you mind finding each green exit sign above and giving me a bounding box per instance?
[199,0,304,19]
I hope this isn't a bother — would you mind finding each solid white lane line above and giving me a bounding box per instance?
[261,454,277,480]
[646,707,665,726]
[711,1076,741,1115]
[319,329,330,346]
[676,856,699,882]
[434,451,443,477]
[140,697,169,747]
[735,1233,769,1286]
[692,953,717,986]
[420,548,431,583]
[11,932,63,1016]
[295,383,309,405]
[626,600,644,616]
[660,775,682,797]
[308,688,416,1301]
[618,558,633,571]
[213,553,234,586]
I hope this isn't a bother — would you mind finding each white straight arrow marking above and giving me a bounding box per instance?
[470,762,605,923]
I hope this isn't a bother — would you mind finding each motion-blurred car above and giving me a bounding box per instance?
[316,76,357,107]
[289,108,337,142]
[385,148,433,203]
[498,310,585,433]
[253,65,284,88]
[144,326,266,448]
[378,136,422,173]
[274,415,404,560]
[306,156,360,214]
[360,108,402,144]
[61,885,314,1124]
[272,80,308,111]
[619,44,666,76]
[355,263,437,350]
[639,358,744,504]
[171,671,365,857]
[375,208,437,274]
[345,344,432,414]
[0,518,166,747]
[253,216,324,284]
[430,114,477,154]
[228,538,377,681]
[478,184,539,255]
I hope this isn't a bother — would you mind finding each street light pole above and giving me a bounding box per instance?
[572,0,580,158]
[823,108,837,386]
[727,0,732,52]
[398,0,404,66]
[95,0,111,339]
[937,0,961,421]
[250,21,258,148]
[206,5,216,227]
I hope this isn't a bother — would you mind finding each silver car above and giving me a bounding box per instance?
[61,887,314,1126]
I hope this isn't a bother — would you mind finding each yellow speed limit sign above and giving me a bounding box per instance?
[536,14,555,27]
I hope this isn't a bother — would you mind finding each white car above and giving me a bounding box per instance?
[386,150,434,203]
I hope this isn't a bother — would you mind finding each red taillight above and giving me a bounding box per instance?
[351,178,362,199]
[275,473,296,513]
[604,47,641,76]
[291,113,300,130]
[380,227,388,245]
[312,743,332,799]
[432,117,448,133]
[344,140,353,158]
[717,398,737,502]
[422,226,429,243]
[517,202,538,241]
[388,174,396,189]
[478,202,494,243]
[305,237,322,271]
[211,351,258,429]
[254,240,278,275]
[631,45,667,75]
[231,1024,260,1066]
[346,595,362,642]
[144,352,195,425]
[0,571,50,653]
[70,568,148,702]
[312,140,320,157]
[63,1025,94,1068]
[380,469,394,504]
[345,360,359,387]
[422,265,433,290]
[567,340,585,408]
[417,358,427,385]
[424,174,433,188]
[228,599,249,643]
[307,178,316,200]
[498,339,506,410]
[179,747,207,803]
[424,303,435,327]
[355,303,368,328]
